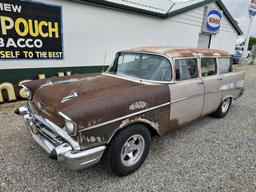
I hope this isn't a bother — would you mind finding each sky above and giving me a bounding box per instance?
[222,0,256,38]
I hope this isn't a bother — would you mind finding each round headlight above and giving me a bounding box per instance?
[65,119,77,136]
[24,88,32,99]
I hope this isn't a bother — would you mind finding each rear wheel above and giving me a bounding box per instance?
[106,124,151,177]
[213,98,232,118]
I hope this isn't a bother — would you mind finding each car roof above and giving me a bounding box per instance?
[123,46,231,58]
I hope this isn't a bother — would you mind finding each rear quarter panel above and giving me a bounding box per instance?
[220,71,245,100]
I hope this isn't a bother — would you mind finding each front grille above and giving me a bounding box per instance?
[27,102,64,146]
[35,123,64,145]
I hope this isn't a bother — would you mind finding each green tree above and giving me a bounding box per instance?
[249,36,256,50]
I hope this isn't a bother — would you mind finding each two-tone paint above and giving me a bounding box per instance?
[17,47,245,169]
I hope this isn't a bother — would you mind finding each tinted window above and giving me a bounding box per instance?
[108,53,172,81]
[175,59,198,81]
[219,58,232,74]
[201,58,217,77]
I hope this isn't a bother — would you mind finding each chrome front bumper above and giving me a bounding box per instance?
[16,103,106,170]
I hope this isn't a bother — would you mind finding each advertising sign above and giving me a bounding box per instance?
[0,0,63,60]
[202,7,223,34]
[249,0,256,16]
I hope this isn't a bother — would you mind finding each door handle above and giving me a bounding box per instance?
[197,81,204,85]
[217,77,223,81]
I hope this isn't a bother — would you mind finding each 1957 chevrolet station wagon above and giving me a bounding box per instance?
[15,47,245,176]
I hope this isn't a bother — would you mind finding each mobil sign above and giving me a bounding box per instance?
[202,7,223,34]
[249,0,256,16]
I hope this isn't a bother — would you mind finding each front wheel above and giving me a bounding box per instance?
[106,124,151,176]
[212,98,232,118]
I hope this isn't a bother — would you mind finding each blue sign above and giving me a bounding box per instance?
[206,10,222,32]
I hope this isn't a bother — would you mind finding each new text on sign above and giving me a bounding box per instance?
[0,3,22,13]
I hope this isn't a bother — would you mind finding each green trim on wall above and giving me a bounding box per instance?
[0,65,108,85]
[0,66,108,103]
[79,0,243,35]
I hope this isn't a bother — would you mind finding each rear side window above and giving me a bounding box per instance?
[175,59,198,81]
[201,58,217,77]
[219,58,232,74]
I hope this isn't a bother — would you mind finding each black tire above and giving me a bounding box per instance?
[212,98,232,118]
[106,124,151,177]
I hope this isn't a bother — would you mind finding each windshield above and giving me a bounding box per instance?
[107,53,172,82]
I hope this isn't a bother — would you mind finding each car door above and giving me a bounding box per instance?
[169,58,204,129]
[200,57,222,116]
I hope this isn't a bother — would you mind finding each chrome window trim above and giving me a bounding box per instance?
[104,73,175,85]
[171,55,231,79]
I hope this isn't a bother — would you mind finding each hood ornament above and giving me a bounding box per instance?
[61,90,78,103]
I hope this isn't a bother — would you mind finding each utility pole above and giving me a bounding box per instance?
[243,16,254,57]
[243,0,256,58]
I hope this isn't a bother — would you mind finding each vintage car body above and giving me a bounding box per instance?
[16,47,245,176]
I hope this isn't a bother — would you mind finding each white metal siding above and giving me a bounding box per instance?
[1,0,238,70]
[207,2,238,52]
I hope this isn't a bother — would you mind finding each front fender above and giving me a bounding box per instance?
[68,84,171,149]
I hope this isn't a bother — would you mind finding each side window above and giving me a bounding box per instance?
[201,58,217,77]
[219,58,233,74]
[149,57,172,81]
[175,59,198,81]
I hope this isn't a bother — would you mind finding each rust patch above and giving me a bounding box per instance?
[169,118,179,132]
[119,117,159,130]
[125,46,231,58]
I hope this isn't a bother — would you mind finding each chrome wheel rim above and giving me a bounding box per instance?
[121,134,145,167]
[222,98,230,113]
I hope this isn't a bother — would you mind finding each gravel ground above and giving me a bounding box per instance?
[0,64,256,192]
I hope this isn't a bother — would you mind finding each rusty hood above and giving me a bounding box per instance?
[33,74,140,124]
[34,75,139,105]
[32,74,170,130]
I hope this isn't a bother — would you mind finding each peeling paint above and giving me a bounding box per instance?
[129,101,148,111]
[80,135,104,144]
[88,118,104,127]
[219,80,244,91]
[120,117,159,130]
